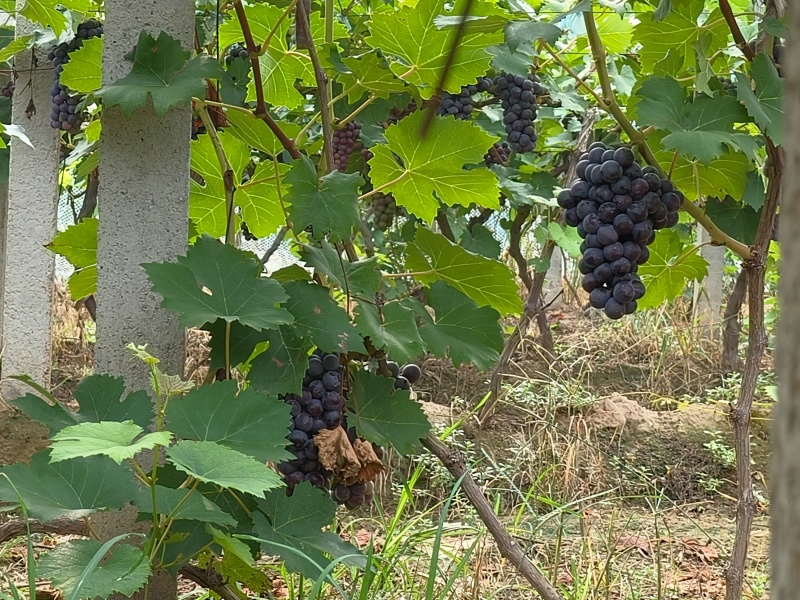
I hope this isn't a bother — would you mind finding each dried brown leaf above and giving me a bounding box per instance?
[315,427,361,481]
[353,438,384,481]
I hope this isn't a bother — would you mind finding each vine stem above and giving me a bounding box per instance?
[719,0,756,60]
[197,105,237,243]
[295,0,335,171]
[261,225,290,265]
[358,171,409,200]
[581,10,752,260]
[233,1,302,160]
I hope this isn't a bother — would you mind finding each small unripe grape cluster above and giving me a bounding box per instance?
[557,142,684,319]
[371,193,398,232]
[332,121,361,172]
[1,80,13,98]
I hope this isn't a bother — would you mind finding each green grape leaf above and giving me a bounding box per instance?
[637,229,708,309]
[60,37,102,94]
[47,218,96,268]
[49,421,171,464]
[167,440,282,497]
[487,43,537,77]
[248,326,312,395]
[0,35,34,65]
[300,242,382,297]
[47,218,98,300]
[20,0,76,36]
[704,195,761,245]
[548,222,582,258]
[405,228,520,316]
[460,224,501,259]
[348,370,430,455]
[10,394,78,434]
[207,525,256,565]
[12,374,156,436]
[143,235,293,330]
[252,483,364,578]
[220,4,312,109]
[504,21,561,52]
[237,161,289,239]
[354,300,425,364]
[592,10,633,55]
[96,31,222,117]
[366,0,501,96]
[409,282,503,371]
[205,320,270,371]
[286,156,363,242]
[736,53,784,145]
[637,77,756,162]
[742,171,765,211]
[0,452,136,522]
[133,486,236,527]
[225,110,302,156]
[634,2,728,74]
[368,110,499,222]
[38,540,150,600]
[339,53,407,103]
[283,281,366,353]
[166,381,292,463]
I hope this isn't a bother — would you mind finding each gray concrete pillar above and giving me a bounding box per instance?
[94,3,194,598]
[543,246,564,308]
[693,225,726,338]
[1,6,60,399]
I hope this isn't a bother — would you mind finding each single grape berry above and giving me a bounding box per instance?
[401,363,422,384]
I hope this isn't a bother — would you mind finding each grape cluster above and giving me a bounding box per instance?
[333,478,375,508]
[332,121,361,172]
[492,73,544,153]
[385,360,422,390]
[47,20,103,132]
[557,142,684,319]
[225,43,249,66]
[1,80,13,98]
[717,76,735,94]
[277,352,346,496]
[371,193,398,232]
[484,142,511,166]
[240,221,257,241]
[436,77,493,120]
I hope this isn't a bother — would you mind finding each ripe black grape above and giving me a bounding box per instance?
[438,77,492,120]
[1,80,13,98]
[401,363,422,384]
[225,42,250,66]
[332,121,361,172]
[563,142,682,318]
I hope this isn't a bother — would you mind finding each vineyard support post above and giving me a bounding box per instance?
[93,1,195,598]
[543,246,564,309]
[692,226,725,339]
[0,8,61,400]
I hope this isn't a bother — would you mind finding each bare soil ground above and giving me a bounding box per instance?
[0,289,773,599]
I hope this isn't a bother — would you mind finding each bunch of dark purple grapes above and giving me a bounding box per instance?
[332,121,361,172]
[225,43,249,66]
[484,142,511,166]
[385,360,422,390]
[1,80,13,98]
[557,142,684,319]
[491,73,545,153]
[436,77,493,119]
[277,352,346,495]
[371,193,398,232]
[47,20,103,132]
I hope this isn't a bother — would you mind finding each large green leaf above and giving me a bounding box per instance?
[409,282,503,371]
[704,196,761,245]
[225,110,302,156]
[11,374,154,434]
[60,37,103,94]
[354,300,425,364]
[96,31,222,117]
[167,440,283,497]
[47,218,98,299]
[248,326,312,395]
[339,52,407,103]
[220,4,312,109]
[300,243,382,297]
[286,156,363,242]
[283,281,366,354]
[205,320,270,371]
[368,110,500,222]
[252,483,364,578]
[38,540,150,600]
[143,235,293,330]
[637,229,709,309]
[405,228,520,316]
[166,381,292,463]
[0,452,136,522]
[20,0,80,36]
[460,224,501,259]
[133,486,237,527]
[49,421,171,464]
[504,21,561,52]
[636,76,756,162]
[348,370,430,455]
[365,0,500,96]
[736,53,784,145]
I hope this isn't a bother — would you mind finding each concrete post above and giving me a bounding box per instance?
[692,226,726,338]
[94,3,194,597]
[543,246,564,308]
[1,6,60,400]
